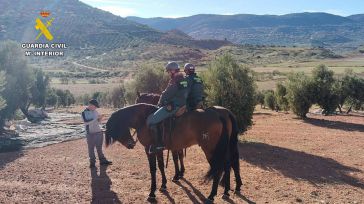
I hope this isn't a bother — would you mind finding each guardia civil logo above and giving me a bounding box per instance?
[35,11,54,41]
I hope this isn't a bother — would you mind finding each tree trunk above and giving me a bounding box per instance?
[338,105,342,113]
[346,105,352,114]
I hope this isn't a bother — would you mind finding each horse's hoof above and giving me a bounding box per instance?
[204,198,214,204]
[234,190,242,195]
[147,196,156,203]
[222,193,230,199]
[172,176,179,182]
[159,186,167,192]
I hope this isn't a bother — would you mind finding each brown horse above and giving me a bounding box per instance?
[105,103,231,203]
[136,92,243,193]
[136,92,186,182]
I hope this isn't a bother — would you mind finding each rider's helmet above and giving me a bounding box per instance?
[165,61,180,72]
[184,63,195,74]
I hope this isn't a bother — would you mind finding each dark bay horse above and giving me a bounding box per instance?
[136,92,243,193]
[105,103,231,203]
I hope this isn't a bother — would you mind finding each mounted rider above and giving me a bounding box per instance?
[146,61,189,153]
[184,63,204,110]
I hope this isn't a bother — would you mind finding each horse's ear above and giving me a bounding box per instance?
[137,90,141,97]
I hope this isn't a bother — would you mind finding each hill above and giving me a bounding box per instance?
[0,0,229,51]
[127,13,364,50]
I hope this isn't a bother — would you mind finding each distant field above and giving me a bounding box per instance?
[51,83,123,96]
[253,55,364,90]
[49,54,364,94]
[255,55,364,75]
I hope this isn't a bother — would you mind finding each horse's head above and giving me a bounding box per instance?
[105,112,135,149]
[135,92,160,105]
[105,103,158,149]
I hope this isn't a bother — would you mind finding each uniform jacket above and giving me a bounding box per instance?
[158,72,189,108]
[186,73,204,108]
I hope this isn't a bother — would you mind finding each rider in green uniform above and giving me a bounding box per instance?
[184,63,204,111]
[146,62,189,153]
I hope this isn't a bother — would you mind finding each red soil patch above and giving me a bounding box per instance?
[0,108,363,203]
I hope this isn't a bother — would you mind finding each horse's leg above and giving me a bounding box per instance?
[232,147,243,192]
[172,151,180,182]
[156,151,167,191]
[146,151,157,201]
[223,149,231,198]
[178,149,185,178]
[207,171,220,203]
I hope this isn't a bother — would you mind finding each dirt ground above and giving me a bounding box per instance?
[0,108,363,203]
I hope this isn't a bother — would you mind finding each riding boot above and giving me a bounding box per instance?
[150,124,164,153]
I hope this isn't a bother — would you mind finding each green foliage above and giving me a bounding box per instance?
[344,74,364,112]
[204,54,256,132]
[60,77,69,84]
[255,91,265,108]
[77,85,126,108]
[275,83,289,111]
[286,72,315,118]
[110,86,126,108]
[264,90,276,110]
[45,89,58,107]
[333,69,354,112]
[133,65,169,94]
[30,69,50,108]
[124,64,169,104]
[0,71,6,111]
[55,89,75,107]
[311,64,338,115]
[0,41,32,128]
[88,79,107,84]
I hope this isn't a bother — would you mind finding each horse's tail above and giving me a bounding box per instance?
[205,116,230,180]
[228,111,239,156]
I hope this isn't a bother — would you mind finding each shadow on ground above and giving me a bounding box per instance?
[304,117,364,132]
[0,150,23,170]
[0,132,24,170]
[90,165,121,204]
[239,142,364,189]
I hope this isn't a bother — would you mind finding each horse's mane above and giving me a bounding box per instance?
[105,103,158,146]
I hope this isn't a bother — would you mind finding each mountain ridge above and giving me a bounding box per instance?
[127,12,364,49]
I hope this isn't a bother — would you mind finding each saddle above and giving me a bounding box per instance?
[159,105,187,145]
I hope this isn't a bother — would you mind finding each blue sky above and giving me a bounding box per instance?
[80,0,364,18]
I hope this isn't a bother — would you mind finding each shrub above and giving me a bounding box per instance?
[255,91,265,108]
[124,64,169,104]
[311,64,338,115]
[0,71,6,111]
[60,77,69,84]
[110,86,126,108]
[55,89,75,107]
[45,89,58,107]
[286,72,315,118]
[275,83,289,111]
[204,54,256,132]
[264,90,276,111]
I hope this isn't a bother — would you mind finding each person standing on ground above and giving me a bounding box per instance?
[82,99,112,168]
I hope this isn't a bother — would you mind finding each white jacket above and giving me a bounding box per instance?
[81,108,102,134]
